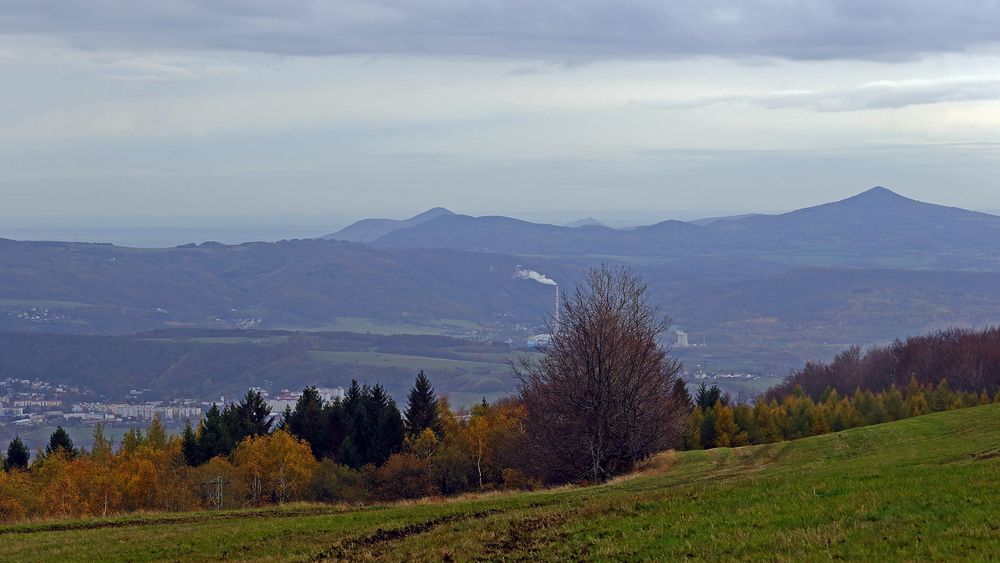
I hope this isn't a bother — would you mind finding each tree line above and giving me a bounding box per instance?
[0,267,685,522]
[0,370,531,521]
[770,327,1000,401]
[3,267,997,524]
[683,378,1000,450]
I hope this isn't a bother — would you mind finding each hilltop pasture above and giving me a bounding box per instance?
[1,404,997,561]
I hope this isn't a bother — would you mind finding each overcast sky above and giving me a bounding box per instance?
[3,1,1000,225]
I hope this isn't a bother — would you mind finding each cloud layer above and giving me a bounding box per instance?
[637,77,1000,112]
[3,2,1000,221]
[3,1,1000,61]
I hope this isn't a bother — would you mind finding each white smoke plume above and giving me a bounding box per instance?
[514,266,557,286]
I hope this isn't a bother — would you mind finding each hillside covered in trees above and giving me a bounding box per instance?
[770,327,1000,400]
[2,403,997,560]
[4,278,1000,525]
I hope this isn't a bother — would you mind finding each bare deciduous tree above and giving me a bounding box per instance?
[514,265,687,483]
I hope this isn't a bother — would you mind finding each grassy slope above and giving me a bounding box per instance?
[1,404,998,561]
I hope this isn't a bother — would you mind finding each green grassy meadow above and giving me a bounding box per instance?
[2,404,998,561]
[296,317,485,336]
[307,350,512,372]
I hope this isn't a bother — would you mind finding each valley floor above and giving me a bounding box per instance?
[1,404,998,561]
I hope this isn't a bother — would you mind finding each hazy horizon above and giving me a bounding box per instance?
[3,186,1000,247]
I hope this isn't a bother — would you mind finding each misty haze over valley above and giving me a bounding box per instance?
[2,187,1000,405]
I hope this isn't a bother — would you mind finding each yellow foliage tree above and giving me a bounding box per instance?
[714,403,738,448]
[464,401,525,489]
[405,428,440,459]
[190,456,244,510]
[36,452,84,518]
[233,430,317,505]
[0,470,27,523]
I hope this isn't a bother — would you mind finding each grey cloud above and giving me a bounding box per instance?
[637,77,1000,112]
[756,78,1000,111]
[2,1,1000,61]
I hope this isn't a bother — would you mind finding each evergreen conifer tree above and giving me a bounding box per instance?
[197,403,233,460]
[45,426,77,459]
[404,371,440,438]
[700,406,719,449]
[672,379,693,411]
[226,389,273,443]
[368,384,404,465]
[181,421,202,466]
[341,380,370,467]
[284,387,330,459]
[695,383,725,411]
[4,436,29,471]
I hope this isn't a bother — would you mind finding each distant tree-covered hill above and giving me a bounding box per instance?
[323,207,455,242]
[0,329,518,401]
[3,187,1000,377]
[0,238,569,333]
[370,187,1000,269]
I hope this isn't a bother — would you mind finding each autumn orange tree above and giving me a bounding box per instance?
[233,430,317,505]
[464,399,525,489]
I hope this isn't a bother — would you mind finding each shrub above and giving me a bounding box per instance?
[308,460,367,504]
[370,453,436,501]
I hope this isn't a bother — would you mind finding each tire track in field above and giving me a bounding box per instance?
[311,508,506,561]
[310,499,563,561]
[0,506,357,535]
[475,510,577,562]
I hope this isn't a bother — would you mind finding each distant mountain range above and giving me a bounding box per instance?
[3,186,1000,382]
[323,207,455,243]
[323,187,1000,270]
[565,217,607,228]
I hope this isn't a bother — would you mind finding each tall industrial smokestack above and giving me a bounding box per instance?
[554,284,561,329]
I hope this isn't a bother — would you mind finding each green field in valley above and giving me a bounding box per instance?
[296,317,485,337]
[1,404,998,561]
[307,350,514,373]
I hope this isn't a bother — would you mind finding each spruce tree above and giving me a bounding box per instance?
[197,403,233,460]
[341,380,369,467]
[5,436,29,471]
[225,389,273,444]
[368,384,404,466]
[672,379,693,411]
[284,387,330,459]
[326,399,350,461]
[404,371,440,437]
[695,383,725,411]
[337,435,362,469]
[700,406,719,449]
[181,421,203,466]
[45,426,78,458]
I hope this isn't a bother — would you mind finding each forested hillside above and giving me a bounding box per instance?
[0,330,517,400]
[2,404,996,560]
